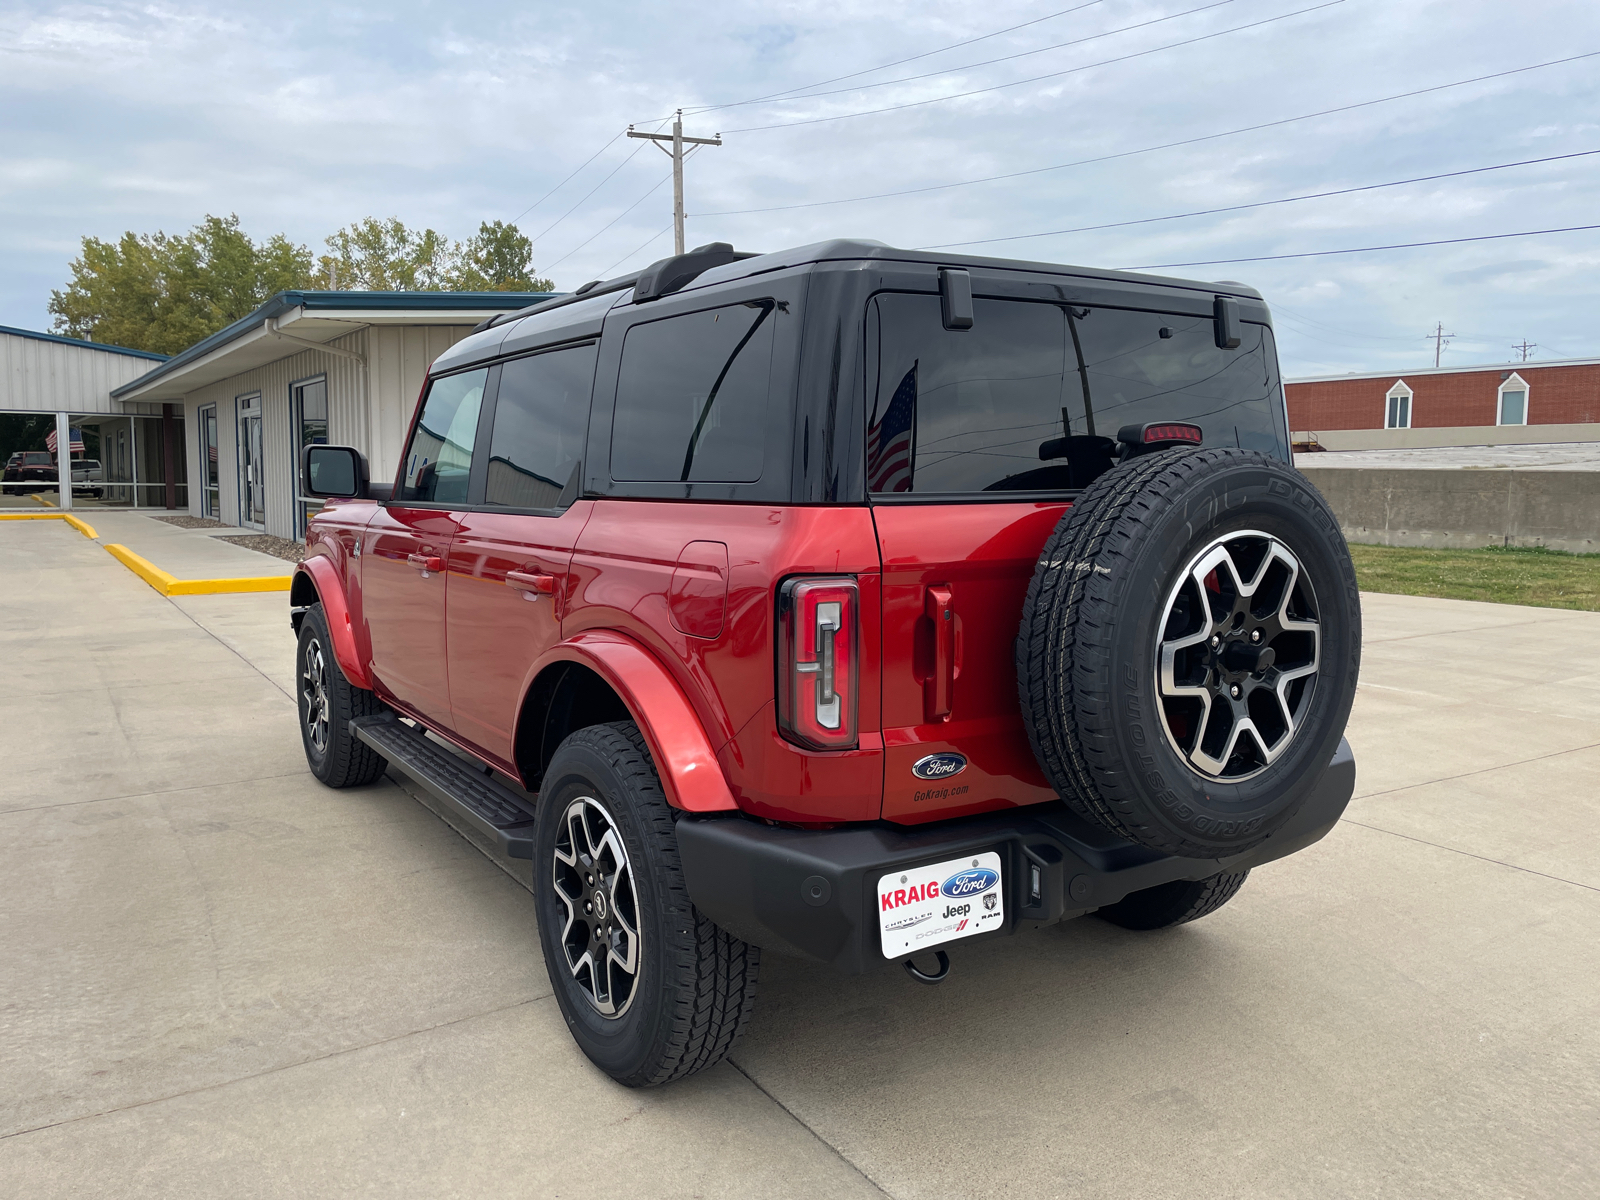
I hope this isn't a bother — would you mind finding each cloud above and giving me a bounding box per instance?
[1,0,1597,375]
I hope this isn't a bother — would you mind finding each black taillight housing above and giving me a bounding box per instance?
[777,576,859,751]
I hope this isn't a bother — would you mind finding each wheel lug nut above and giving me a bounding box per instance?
[1210,635,1220,648]
[1230,685,1241,699]
[1250,629,1261,643]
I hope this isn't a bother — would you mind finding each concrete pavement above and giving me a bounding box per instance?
[1,516,1597,1198]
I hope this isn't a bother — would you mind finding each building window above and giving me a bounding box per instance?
[1385,381,1412,429]
[1498,373,1529,426]
[292,377,328,536]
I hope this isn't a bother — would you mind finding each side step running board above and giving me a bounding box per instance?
[351,714,537,859]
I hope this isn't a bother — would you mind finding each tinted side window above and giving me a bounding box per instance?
[1071,308,1284,455]
[397,367,487,503]
[484,343,597,509]
[611,301,776,482]
[867,294,1068,494]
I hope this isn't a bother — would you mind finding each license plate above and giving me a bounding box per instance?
[878,851,1004,958]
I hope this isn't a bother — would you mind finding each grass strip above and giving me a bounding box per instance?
[1350,543,1600,611]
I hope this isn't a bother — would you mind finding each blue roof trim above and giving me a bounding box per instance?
[110,289,562,398]
[0,324,169,361]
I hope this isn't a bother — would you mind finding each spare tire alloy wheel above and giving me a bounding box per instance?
[1157,531,1321,780]
[551,795,642,1018]
[1017,448,1360,859]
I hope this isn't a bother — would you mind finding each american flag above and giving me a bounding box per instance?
[45,427,85,454]
[867,361,917,493]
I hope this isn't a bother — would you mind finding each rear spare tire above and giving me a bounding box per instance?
[1017,448,1359,858]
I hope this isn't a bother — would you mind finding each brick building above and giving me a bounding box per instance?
[1286,358,1600,435]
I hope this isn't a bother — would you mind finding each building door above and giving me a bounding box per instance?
[237,394,264,529]
[199,405,219,518]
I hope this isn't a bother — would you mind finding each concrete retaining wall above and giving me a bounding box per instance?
[1298,466,1600,554]
[1295,423,1600,452]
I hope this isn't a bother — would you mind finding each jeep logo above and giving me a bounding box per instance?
[912,753,968,780]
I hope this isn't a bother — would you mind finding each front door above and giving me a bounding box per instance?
[238,395,264,529]
[446,341,598,768]
[362,366,488,728]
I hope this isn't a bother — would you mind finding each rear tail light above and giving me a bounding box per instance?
[778,577,859,751]
[1116,421,1203,448]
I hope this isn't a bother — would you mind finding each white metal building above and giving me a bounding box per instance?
[110,290,554,538]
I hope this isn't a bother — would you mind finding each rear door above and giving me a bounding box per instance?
[362,366,487,727]
[445,341,599,769]
[868,293,1069,823]
[869,290,1290,823]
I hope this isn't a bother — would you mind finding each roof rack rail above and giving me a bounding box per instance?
[469,271,644,335]
[634,242,761,303]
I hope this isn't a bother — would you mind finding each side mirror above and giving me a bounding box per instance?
[302,445,369,499]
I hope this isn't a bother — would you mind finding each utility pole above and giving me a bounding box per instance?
[1513,339,1537,362]
[627,110,722,256]
[1426,321,1455,368]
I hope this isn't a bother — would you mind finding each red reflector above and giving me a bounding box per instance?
[778,577,859,751]
[1143,423,1203,444]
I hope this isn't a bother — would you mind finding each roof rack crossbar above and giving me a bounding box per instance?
[471,272,644,335]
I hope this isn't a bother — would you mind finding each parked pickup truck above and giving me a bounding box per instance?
[2,450,57,494]
[292,240,1360,1087]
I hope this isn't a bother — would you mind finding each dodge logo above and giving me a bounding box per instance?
[912,752,968,780]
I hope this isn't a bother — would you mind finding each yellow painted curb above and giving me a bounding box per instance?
[29,493,57,508]
[0,512,64,520]
[102,543,291,597]
[65,515,98,539]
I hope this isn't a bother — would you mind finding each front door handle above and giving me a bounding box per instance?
[507,570,556,599]
[408,552,444,575]
[924,585,957,722]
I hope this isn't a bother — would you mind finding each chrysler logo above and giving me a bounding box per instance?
[911,752,968,780]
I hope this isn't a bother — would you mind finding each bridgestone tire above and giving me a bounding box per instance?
[296,602,388,788]
[534,722,760,1087]
[1096,869,1250,930]
[1017,448,1360,858]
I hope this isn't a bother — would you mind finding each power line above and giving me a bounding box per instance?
[917,148,1600,249]
[508,131,626,225]
[679,0,1110,117]
[696,51,1600,217]
[1120,224,1600,270]
[530,118,669,246]
[543,172,673,272]
[723,0,1345,133]
[598,223,675,278]
[695,0,1239,115]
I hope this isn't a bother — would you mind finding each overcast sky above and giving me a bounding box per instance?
[2,0,1596,375]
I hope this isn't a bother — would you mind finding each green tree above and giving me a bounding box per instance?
[49,215,314,355]
[453,220,554,292]
[320,217,458,291]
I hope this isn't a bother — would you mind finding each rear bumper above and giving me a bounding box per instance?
[678,738,1355,975]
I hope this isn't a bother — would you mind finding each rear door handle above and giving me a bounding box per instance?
[507,570,556,599]
[408,552,444,574]
[924,585,956,722]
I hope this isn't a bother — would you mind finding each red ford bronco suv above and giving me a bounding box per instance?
[293,240,1359,1087]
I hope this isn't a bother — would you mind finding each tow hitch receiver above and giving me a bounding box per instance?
[904,950,951,985]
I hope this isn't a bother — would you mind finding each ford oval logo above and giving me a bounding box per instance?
[941,867,1000,898]
[912,752,968,780]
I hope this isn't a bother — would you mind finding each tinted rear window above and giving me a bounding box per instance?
[610,301,776,483]
[866,294,1284,495]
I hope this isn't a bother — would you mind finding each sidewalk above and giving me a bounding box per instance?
[86,512,295,581]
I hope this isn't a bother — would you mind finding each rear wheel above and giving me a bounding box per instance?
[534,722,759,1087]
[296,602,387,787]
[1097,870,1250,930]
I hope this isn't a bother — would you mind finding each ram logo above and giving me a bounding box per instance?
[911,752,968,780]
[942,867,999,898]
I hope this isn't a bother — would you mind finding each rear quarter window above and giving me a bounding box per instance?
[610,301,777,483]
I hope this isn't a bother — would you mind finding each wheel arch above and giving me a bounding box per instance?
[515,631,738,813]
[292,556,371,691]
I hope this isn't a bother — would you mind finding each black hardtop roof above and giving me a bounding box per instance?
[678,238,1265,301]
